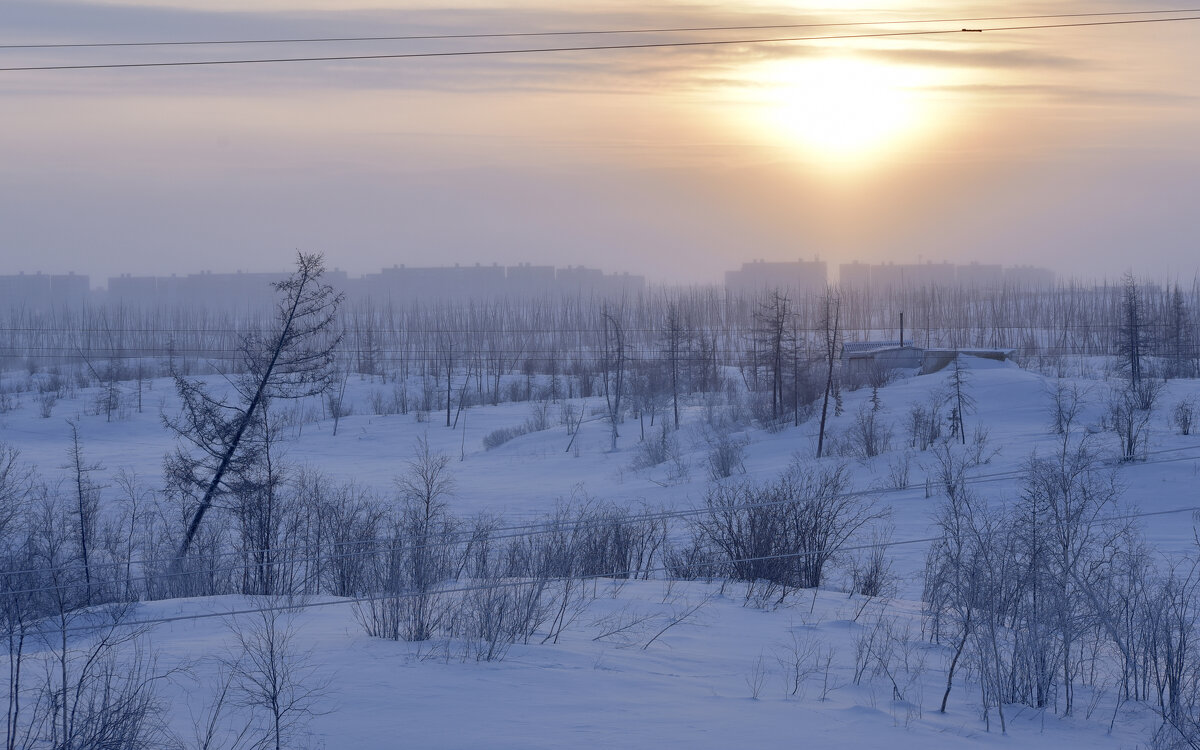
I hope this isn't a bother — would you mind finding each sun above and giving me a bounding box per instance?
[728,52,953,172]
[766,57,916,159]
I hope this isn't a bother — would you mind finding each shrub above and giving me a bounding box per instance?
[845,406,892,460]
[691,461,884,592]
[483,424,530,450]
[631,424,679,470]
[702,424,748,481]
[1172,397,1196,436]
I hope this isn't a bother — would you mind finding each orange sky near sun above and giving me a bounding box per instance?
[1,1,1199,283]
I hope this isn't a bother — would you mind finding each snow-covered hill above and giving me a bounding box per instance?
[2,358,1198,747]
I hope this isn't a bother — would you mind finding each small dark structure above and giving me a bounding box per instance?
[842,341,1014,378]
[919,348,1015,374]
[841,341,923,380]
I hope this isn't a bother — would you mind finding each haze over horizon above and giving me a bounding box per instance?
[2,1,1199,285]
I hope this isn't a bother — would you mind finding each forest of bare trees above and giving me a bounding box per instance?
[1,269,1199,747]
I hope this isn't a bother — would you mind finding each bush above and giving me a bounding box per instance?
[1108,385,1153,461]
[905,398,943,451]
[1132,376,1165,411]
[844,406,892,460]
[483,405,559,451]
[483,424,531,450]
[630,424,680,470]
[691,461,884,592]
[702,424,748,481]
[37,391,57,418]
[528,400,552,431]
[850,525,895,598]
[886,452,912,490]
[1172,397,1196,436]
[369,384,407,415]
[455,580,549,662]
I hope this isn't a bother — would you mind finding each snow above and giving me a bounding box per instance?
[2,356,1198,747]
[126,585,1154,749]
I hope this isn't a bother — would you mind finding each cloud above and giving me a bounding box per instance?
[7,1,1019,96]
[858,45,1085,71]
[927,82,1199,106]
[5,0,1200,284]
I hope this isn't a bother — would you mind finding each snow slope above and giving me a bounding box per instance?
[2,358,1198,747]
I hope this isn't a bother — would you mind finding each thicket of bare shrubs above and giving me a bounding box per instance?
[2,272,1200,745]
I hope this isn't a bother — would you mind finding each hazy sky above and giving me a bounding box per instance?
[2,1,1199,284]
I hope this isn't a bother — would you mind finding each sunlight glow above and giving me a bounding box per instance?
[729,52,958,172]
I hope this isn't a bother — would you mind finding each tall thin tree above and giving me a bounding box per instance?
[166,253,343,560]
[816,289,841,459]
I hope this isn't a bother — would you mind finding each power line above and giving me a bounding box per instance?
[0,321,1191,334]
[50,542,944,635]
[4,456,1198,601]
[4,430,1196,589]
[0,345,1177,358]
[2,349,1197,590]
[4,16,1200,74]
[44,498,1200,636]
[4,8,1198,50]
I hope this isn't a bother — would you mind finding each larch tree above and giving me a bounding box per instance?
[1119,272,1145,387]
[601,307,627,452]
[816,289,841,459]
[662,303,686,431]
[165,253,343,561]
[754,290,791,422]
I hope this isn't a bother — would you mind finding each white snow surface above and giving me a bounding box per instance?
[2,357,1198,748]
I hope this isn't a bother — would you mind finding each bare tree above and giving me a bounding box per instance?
[1119,272,1145,387]
[925,434,1135,720]
[1108,385,1156,462]
[14,510,174,750]
[1162,283,1196,379]
[1046,381,1087,437]
[753,290,791,423]
[327,359,351,438]
[63,421,101,606]
[165,253,343,560]
[358,437,459,643]
[662,304,686,430]
[1,454,37,750]
[693,461,882,596]
[235,403,292,597]
[1172,397,1196,436]
[601,307,627,452]
[816,289,841,458]
[0,445,32,556]
[226,602,328,750]
[394,437,456,532]
[187,659,256,750]
[948,354,974,445]
[110,469,150,602]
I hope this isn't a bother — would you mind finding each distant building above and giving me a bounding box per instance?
[108,269,350,309]
[837,260,1054,290]
[1003,265,1056,288]
[100,263,643,308]
[724,259,827,296]
[505,263,556,297]
[356,263,643,302]
[0,272,90,310]
[108,274,165,304]
[956,262,1004,288]
[899,261,957,288]
[837,261,872,289]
